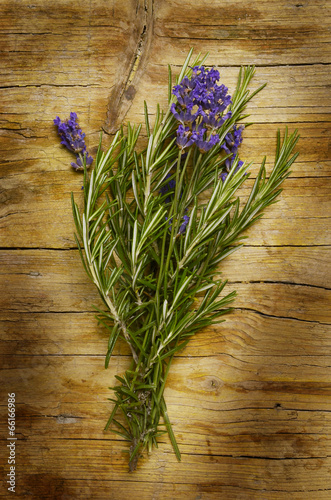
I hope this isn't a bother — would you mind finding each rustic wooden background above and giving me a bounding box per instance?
[0,0,330,498]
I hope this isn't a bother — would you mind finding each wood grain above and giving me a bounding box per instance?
[0,0,330,498]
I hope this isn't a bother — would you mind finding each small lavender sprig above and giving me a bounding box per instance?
[54,112,93,170]
[56,49,299,471]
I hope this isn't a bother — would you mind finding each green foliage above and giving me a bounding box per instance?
[72,50,299,470]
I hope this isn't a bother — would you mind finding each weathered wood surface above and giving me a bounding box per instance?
[0,0,330,498]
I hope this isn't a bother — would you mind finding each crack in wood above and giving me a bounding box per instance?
[228,280,331,292]
[180,451,331,460]
[156,61,331,68]
[0,243,330,250]
[236,307,331,326]
[15,474,331,492]
[1,307,329,325]
[103,0,154,134]
[0,210,29,220]
[0,84,97,89]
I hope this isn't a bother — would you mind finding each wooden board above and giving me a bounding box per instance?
[0,0,330,498]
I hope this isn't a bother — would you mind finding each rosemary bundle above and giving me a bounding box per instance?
[54,50,299,471]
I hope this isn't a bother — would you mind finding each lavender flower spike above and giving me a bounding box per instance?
[171,65,232,153]
[179,215,190,234]
[54,112,93,171]
[159,173,176,203]
[221,124,244,172]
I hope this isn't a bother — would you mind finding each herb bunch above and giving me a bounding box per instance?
[54,50,299,471]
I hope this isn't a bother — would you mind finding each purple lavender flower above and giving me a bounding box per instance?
[172,66,231,116]
[176,125,196,150]
[170,103,199,124]
[193,126,220,153]
[220,125,245,181]
[171,66,232,152]
[71,153,93,171]
[166,214,190,235]
[221,124,244,171]
[54,112,93,171]
[234,160,244,173]
[54,112,85,153]
[220,160,244,183]
[179,215,190,234]
[199,110,232,130]
[160,173,176,203]
[222,125,244,155]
